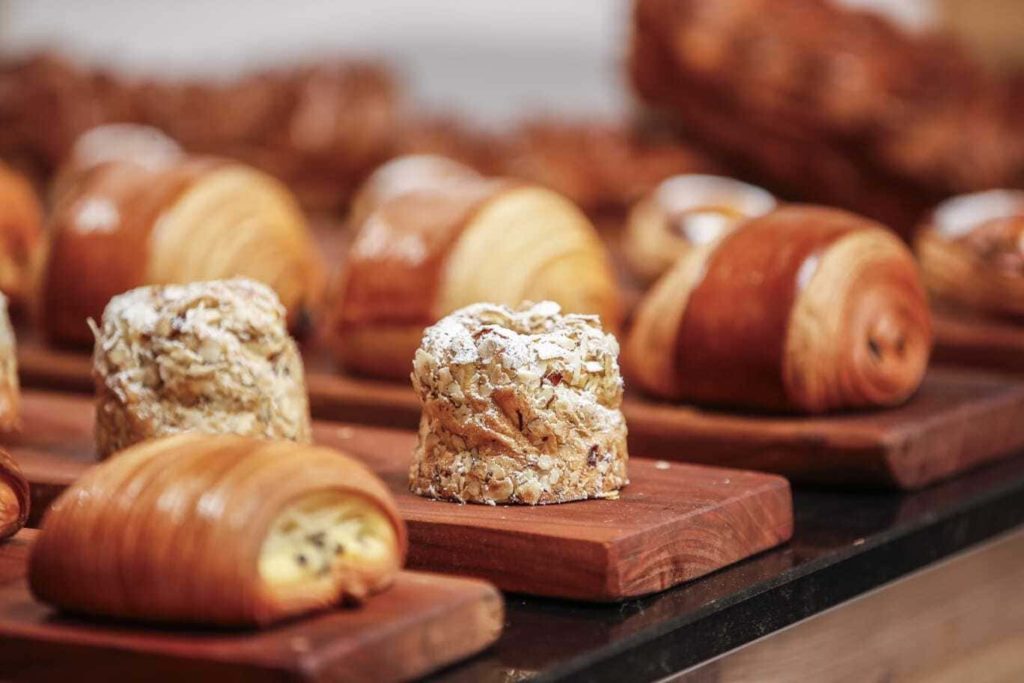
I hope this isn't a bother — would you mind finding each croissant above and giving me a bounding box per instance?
[916,190,1024,318]
[29,434,407,626]
[623,174,776,284]
[330,178,621,380]
[347,154,482,230]
[0,449,28,541]
[40,156,324,346]
[625,206,932,413]
[0,161,44,310]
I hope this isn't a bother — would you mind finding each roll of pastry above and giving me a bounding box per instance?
[0,162,44,311]
[347,154,482,230]
[0,449,29,541]
[625,206,932,413]
[916,190,1024,318]
[40,157,324,345]
[623,174,776,284]
[29,434,407,626]
[330,178,621,380]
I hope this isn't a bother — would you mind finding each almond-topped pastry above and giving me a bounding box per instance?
[410,301,628,505]
[917,190,1024,318]
[92,279,311,457]
[0,449,29,541]
[29,434,407,626]
[623,175,776,284]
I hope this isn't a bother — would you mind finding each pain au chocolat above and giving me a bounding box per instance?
[0,161,44,310]
[92,279,312,458]
[625,206,932,413]
[40,155,324,346]
[916,190,1024,318]
[330,177,621,380]
[410,301,628,505]
[0,449,28,541]
[623,174,776,284]
[29,434,407,626]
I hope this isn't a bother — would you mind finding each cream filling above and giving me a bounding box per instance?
[258,491,396,589]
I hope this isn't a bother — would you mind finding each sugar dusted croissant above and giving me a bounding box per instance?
[0,449,28,541]
[331,179,621,379]
[29,434,406,626]
[0,161,44,310]
[40,157,324,345]
[626,206,932,413]
[917,190,1024,318]
[623,174,776,284]
[347,154,482,230]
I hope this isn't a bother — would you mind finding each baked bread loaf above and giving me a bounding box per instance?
[623,174,776,284]
[93,279,311,458]
[0,294,19,433]
[410,301,628,505]
[30,434,406,626]
[0,162,44,310]
[916,190,1024,318]
[626,206,932,413]
[41,156,324,345]
[347,154,482,230]
[332,179,621,379]
[0,449,28,541]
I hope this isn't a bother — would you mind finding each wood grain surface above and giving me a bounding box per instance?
[16,333,1024,489]
[0,530,503,682]
[5,391,793,601]
[931,307,1024,375]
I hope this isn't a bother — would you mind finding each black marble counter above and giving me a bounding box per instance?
[432,452,1024,682]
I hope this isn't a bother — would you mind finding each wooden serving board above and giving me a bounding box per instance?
[931,308,1024,374]
[0,530,502,682]
[6,391,793,602]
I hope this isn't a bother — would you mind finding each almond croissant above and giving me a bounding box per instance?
[29,434,407,626]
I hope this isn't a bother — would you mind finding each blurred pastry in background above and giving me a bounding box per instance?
[330,178,620,380]
[626,206,932,413]
[630,0,1024,237]
[623,174,776,284]
[347,154,482,230]
[501,119,715,218]
[30,434,406,626]
[92,279,312,458]
[0,162,44,311]
[0,449,28,541]
[410,301,628,505]
[917,189,1024,318]
[41,154,324,345]
[0,295,19,434]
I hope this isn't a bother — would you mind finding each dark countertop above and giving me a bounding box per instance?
[432,452,1024,682]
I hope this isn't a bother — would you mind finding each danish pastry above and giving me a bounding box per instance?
[29,434,406,626]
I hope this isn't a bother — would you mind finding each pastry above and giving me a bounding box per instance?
[630,0,1024,236]
[0,294,19,433]
[410,301,628,505]
[51,123,183,202]
[916,189,1024,318]
[331,179,621,380]
[347,154,482,229]
[625,206,932,413]
[0,449,28,541]
[623,174,776,284]
[41,155,324,345]
[29,434,406,626]
[92,279,311,458]
[0,162,44,310]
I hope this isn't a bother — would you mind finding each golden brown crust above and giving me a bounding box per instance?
[0,162,44,311]
[626,206,931,413]
[29,434,407,626]
[916,190,1024,318]
[0,449,28,541]
[40,157,324,346]
[331,180,621,380]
